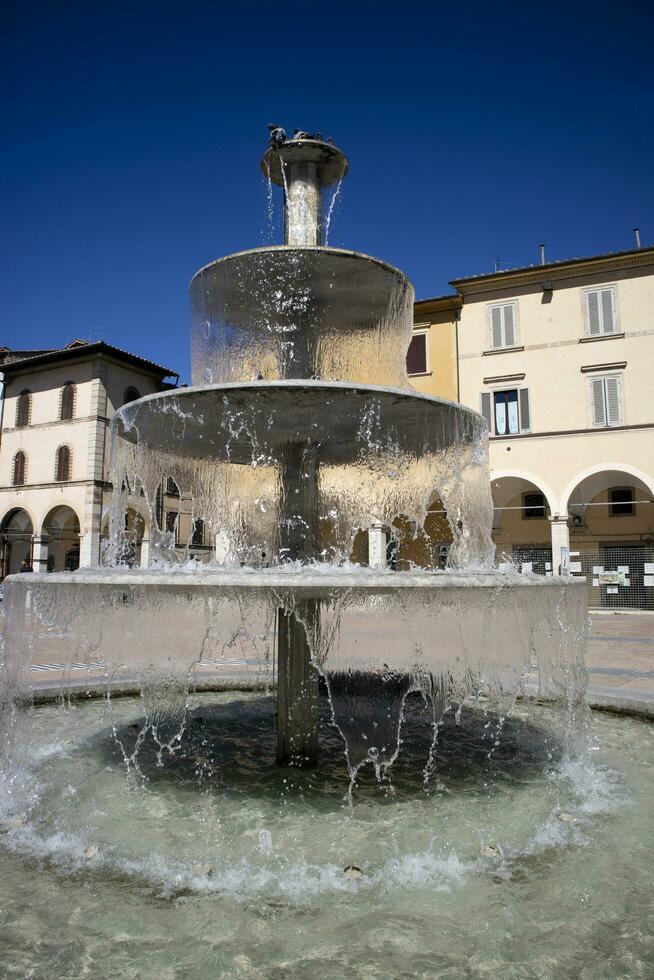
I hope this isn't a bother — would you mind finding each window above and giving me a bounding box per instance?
[55,445,71,482]
[584,287,616,336]
[609,488,634,516]
[481,388,531,436]
[523,492,546,519]
[12,451,26,486]
[60,383,76,420]
[407,332,428,375]
[16,390,31,428]
[589,375,622,427]
[191,518,204,547]
[165,511,178,542]
[123,386,140,404]
[166,477,180,496]
[488,303,517,349]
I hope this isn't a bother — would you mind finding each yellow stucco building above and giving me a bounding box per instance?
[411,245,654,608]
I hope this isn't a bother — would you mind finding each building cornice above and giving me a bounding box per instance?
[1,343,178,382]
[489,421,654,441]
[451,248,654,297]
[0,479,112,492]
[2,415,110,436]
[414,295,462,315]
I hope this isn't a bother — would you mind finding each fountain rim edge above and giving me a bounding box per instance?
[114,378,485,426]
[188,245,412,290]
[8,569,588,591]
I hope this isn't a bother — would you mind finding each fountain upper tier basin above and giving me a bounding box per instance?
[189,247,414,387]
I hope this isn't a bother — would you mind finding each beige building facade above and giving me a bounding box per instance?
[410,245,654,608]
[0,341,179,577]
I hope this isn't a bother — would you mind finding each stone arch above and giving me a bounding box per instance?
[561,466,654,539]
[489,471,554,569]
[0,507,34,577]
[490,469,557,516]
[560,464,654,516]
[41,505,81,572]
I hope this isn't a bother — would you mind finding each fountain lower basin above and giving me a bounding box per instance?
[0,691,651,978]
[4,569,587,773]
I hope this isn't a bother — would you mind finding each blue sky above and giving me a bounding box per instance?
[3,0,653,381]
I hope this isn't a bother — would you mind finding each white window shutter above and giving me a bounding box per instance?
[503,305,515,346]
[491,307,503,348]
[591,377,606,425]
[605,376,621,425]
[601,289,615,333]
[587,291,601,335]
[480,392,492,431]
[518,388,531,432]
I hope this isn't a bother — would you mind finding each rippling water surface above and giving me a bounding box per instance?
[1,692,652,978]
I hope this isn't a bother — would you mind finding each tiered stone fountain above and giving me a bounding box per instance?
[2,131,587,775]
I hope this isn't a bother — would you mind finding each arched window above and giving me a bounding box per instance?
[123,386,140,404]
[60,382,76,420]
[55,445,71,482]
[12,451,26,486]
[16,390,31,428]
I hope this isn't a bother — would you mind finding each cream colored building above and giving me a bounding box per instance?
[410,245,654,608]
[0,341,179,577]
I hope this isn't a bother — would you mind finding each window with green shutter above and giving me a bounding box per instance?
[584,287,616,336]
[488,303,517,349]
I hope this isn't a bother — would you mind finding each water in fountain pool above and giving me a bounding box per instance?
[0,691,652,978]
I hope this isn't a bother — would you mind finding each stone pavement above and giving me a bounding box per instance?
[585,611,654,717]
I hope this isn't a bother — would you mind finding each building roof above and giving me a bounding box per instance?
[0,340,179,380]
[0,347,57,365]
[414,293,461,307]
[450,245,654,289]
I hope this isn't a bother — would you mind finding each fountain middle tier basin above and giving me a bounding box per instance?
[111,381,494,566]
[189,247,414,387]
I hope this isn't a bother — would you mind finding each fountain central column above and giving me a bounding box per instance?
[262,137,348,247]
[261,136,348,766]
[276,442,321,766]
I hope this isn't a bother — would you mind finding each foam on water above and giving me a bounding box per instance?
[0,693,630,903]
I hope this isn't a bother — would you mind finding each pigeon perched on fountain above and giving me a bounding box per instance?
[267,124,286,148]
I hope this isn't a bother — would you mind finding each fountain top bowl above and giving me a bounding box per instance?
[261,138,348,188]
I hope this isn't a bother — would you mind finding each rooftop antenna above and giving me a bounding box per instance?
[539,243,546,265]
[634,227,641,248]
[494,258,501,272]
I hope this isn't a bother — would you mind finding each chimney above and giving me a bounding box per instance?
[539,244,546,266]
[634,227,641,249]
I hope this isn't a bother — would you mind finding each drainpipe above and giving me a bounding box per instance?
[454,303,461,403]
[0,371,5,444]
[0,372,4,577]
